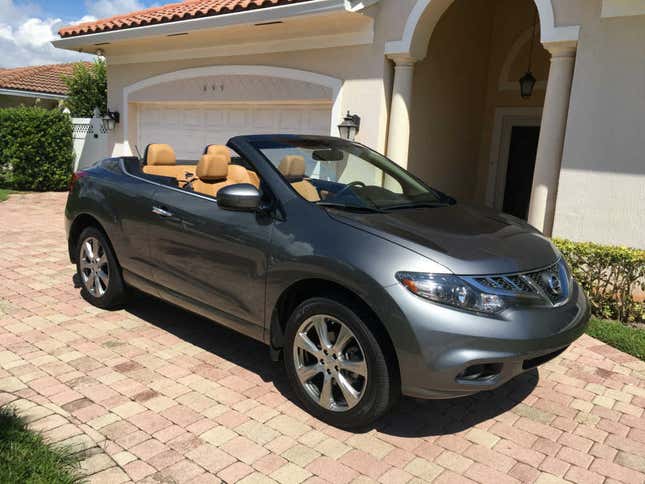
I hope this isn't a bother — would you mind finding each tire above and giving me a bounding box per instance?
[75,226,127,309]
[284,297,396,429]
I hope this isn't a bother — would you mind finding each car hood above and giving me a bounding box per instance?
[327,204,559,275]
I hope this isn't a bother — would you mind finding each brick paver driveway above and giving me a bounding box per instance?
[1,193,644,484]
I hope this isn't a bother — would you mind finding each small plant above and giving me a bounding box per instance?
[0,406,84,483]
[554,239,645,325]
[0,107,74,191]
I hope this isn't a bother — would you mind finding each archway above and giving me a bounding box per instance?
[385,0,580,232]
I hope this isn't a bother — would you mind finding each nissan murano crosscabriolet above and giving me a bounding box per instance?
[66,135,590,428]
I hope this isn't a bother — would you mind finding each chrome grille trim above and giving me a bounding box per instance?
[463,259,570,307]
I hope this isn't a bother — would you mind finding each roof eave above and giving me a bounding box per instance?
[0,88,67,100]
[53,0,370,52]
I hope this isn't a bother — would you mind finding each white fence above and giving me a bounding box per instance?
[72,113,108,171]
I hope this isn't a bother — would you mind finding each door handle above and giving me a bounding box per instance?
[152,206,173,218]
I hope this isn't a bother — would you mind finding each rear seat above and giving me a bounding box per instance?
[143,144,196,185]
[205,144,261,189]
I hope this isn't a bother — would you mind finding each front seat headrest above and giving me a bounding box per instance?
[146,144,176,166]
[197,154,229,182]
[279,155,306,181]
[205,145,232,163]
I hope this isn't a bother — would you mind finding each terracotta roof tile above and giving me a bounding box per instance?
[59,0,315,38]
[0,63,91,96]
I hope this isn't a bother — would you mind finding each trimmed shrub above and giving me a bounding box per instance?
[554,239,645,325]
[63,60,107,117]
[0,107,74,191]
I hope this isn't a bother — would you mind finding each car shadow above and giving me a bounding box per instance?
[125,292,539,438]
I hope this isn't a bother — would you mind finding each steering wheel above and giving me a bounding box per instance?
[332,181,366,200]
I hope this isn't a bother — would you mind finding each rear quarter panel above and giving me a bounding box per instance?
[66,159,158,283]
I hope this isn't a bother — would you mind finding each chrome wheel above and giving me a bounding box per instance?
[293,315,368,412]
[79,236,109,297]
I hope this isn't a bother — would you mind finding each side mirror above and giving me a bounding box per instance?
[217,183,261,211]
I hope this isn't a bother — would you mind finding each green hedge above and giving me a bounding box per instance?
[0,107,74,191]
[554,239,645,325]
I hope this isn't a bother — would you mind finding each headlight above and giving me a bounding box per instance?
[395,272,506,314]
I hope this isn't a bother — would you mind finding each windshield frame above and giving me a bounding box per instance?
[239,135,454,210]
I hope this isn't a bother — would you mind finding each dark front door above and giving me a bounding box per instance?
[148,187,273,340]
[503,126,540,220]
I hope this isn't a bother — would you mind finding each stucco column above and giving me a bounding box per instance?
[386,54,416,168]
[528,42,577,235]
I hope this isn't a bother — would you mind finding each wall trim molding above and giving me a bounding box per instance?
[109,27,373,65]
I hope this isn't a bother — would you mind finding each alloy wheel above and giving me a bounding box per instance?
[292,315,368,412]
[79,236,109,297]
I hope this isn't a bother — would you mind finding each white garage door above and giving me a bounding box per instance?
[138,103,332,161]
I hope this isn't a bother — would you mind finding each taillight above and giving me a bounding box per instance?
[69,171,87,192]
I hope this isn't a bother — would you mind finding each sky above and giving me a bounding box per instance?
[0,0,159,68]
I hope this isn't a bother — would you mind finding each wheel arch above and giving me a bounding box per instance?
[269,278,401,383]
[68,213,114,264]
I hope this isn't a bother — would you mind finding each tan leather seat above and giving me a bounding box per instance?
[206,144,231,158]
[192,153,230,197]
[193,150,261,197]
[143,144,196,185]
[227,165,253,185]
[246,171,261,188]
[207,144,260,188]
[279,155,320,202]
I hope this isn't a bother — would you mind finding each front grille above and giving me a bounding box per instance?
[469,260,569,306]
[524,264,563,304]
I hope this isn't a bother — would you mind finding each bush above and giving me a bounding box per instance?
[0,107,74,191]
[63,60,107,117]
[554,239,645,325]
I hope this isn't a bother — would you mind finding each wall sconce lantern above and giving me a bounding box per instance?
[102,110,120,131]
[519,71,537,99]
[519,11,538,99]
[338,111,361,141]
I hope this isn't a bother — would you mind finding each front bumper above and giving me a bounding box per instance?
[387,279,590,399]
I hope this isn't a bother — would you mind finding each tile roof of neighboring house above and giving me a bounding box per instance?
[59,0,315,38]
[0,63,91,96]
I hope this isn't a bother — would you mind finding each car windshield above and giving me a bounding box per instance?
[250,137,451,211]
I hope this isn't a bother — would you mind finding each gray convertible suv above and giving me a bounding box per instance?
[65,135,590,428]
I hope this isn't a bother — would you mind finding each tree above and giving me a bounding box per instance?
[63,60,107,117]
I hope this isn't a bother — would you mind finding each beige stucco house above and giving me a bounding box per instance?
[53,0,645,249]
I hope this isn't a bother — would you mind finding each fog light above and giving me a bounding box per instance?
[457,363,502,382]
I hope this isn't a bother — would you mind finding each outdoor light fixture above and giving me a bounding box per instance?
[102,110,120,131]
[519,71,537,99]
[95,48,104,57]
[338,111,361,140]
[519,11,538,99]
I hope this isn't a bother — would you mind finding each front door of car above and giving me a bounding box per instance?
[148,186,273,340]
